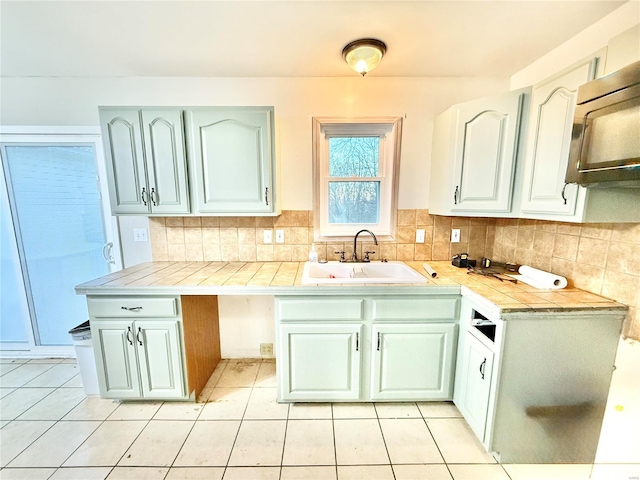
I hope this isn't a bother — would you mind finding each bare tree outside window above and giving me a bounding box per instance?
[328,137,380,224]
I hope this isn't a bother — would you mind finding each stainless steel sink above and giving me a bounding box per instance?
[301,261,428,285]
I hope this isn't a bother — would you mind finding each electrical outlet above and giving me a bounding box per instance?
[451,228,461,243]
[260,343,273,356]
[133,228,148,242]
[415,229,425,243]
[275,229,285,243]
[263,230,272,244]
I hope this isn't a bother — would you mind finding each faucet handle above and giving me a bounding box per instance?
[363,251,376,262]
[334,251,346,262]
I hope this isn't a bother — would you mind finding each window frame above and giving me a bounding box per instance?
[312,117,402,241]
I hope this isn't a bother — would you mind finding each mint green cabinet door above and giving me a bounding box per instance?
[371,323,457,401]
[100,109,150,214]
[92,320,141,399]
[135,319,185,399]
[451,89,527,213]
[141,110,190,215]
[279,323,362,401]
[188,107,275,214]
[519,57,600,217]
[457,333,494,442]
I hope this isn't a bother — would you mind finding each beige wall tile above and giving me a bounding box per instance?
[502,226,517,246]
[291,245,308,262]
[238,228,256,245]
[150,227,167,246]
[397,209,417,226]
[451,217,470,228]
[168,244,186,261]
[165,217,184,227]
[203,228,220,245]
[204,244,222,261]
[276,227,291,244]
[380,243,397,261]
[185,244,204,261]
[307,211,314,227]
[290,211,308,226]
[581,223,612,240]
[515,225,534,250]
[536,220,557,232]
[611,223,640,244]
[531,252,552,271]
[576,237,608,268]
[221,245,239,262]
[256,245,274,262]
[514,248,532,266]
[290,228,309,245]
[314,243,327,262]
[219,217,239,227]
[397,244,415,261]
[274,211,292,227]
[602,270,639,306]
[151,244,168,261]
[432,243,450,261]
[201,217,220,227]
[396,226,414,244]
[274,245,292,262]
[533,231,555,256]
[416,209,433,226]
[220,228,239,245]
[550,257,575,281]
[433,216,452,243]
[239,245,257,262]
[184,228,202,244]
[553,234,579,261]
[238,217,257,227]
[414,244,432,261]
[167,227,185,244]
[606,242,640,275]
[572,263,605,293]
[256,217,274,228]
[183,217,202,227]
[149,217,166,228]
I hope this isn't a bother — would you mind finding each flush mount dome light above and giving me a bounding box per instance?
[342,38,387,76]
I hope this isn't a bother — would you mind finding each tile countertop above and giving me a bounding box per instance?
[75,260,627,315]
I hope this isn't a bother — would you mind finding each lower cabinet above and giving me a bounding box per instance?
[454,331,494,442]
[93,318,186,400]
[275,295,459,402]
[279,324,362,401]
[371,323,457,401]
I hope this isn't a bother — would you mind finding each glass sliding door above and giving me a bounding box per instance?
[1,132,120,349]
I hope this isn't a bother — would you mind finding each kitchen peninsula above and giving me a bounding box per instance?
[76,260,626,464]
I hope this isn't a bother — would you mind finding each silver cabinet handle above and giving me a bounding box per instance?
[479,358,486,380]
[121,306,143,312]
[561,183,568,205]
[126,326,133,346]
[136,327,143,346]
[150,187,158,206]
[265,187,269,206]
[141,187,148,206]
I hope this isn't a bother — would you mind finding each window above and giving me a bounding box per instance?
[312,117,402,240]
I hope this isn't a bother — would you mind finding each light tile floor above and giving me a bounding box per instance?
[0,357,638,480]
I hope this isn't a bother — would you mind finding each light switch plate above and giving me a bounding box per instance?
[133,228,148,242]
[416,229,425,243]
[263,230,273,244]
[275,229,285,243]
[451,228,461,243]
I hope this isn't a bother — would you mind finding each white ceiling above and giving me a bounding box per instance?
[0,0,629,78]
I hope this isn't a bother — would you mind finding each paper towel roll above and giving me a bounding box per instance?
[423,263,438,278]
[509,265,568,290]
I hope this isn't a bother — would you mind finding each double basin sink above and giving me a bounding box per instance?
[301,261,428,285]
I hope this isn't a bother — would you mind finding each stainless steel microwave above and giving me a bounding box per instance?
[565,60,640,187]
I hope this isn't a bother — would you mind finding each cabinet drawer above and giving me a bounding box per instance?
[276,298,364,321]
[372,297,458,321]
[88,297,178,318]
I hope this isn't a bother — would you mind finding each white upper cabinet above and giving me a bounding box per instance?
[100,108,190,215]
[429,88,530,217]
[519,54,603,218]
[187,107,277,215]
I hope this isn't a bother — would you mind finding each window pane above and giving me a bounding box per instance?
[329,137,379,177]
[328,181,380,224]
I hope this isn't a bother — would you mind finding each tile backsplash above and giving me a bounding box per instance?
[492,219,640,339]
[149,210,495,264]
[149,211,639,339]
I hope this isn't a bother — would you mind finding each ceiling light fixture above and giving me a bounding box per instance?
[342,38,387,76]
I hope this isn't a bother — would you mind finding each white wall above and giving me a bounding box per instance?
[510,2,639,88]
[0,76,508,210]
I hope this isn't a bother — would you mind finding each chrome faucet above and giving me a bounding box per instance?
[352,229,378,262]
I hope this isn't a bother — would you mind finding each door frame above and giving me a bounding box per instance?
[0,126,122,356]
